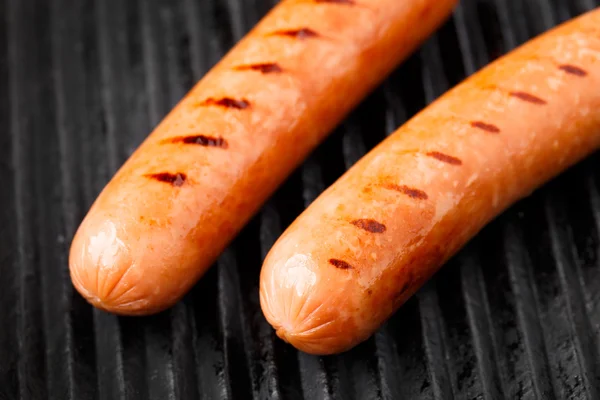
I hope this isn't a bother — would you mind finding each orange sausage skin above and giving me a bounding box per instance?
[69,0,457,315]
[259,8,600,355]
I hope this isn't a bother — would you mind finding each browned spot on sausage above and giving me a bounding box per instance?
[198,97,250,109]
[479,84,499,92]
[392,274,414,305]
[381,183,428,200]
[145,172,186,187]
[509,91,547,105]
[419,3,431,17]
[367,289,373,296]
[470,121,500,134]
[168,135,228,149]
[398,281,411,296]
[558,64,587,77]
[426,151,463,165]
[392,282,411,306]
[234,63,282,74]
[316,0,354,4]
[329,259,353,269]
[271,28,319,39]
[351,219,386,233]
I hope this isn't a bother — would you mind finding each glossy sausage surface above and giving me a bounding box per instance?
[259,7,600,355]
[69,0,457,315]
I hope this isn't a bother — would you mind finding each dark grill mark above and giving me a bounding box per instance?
[145,172,186,187]
[168,135,228,149]
[558,64,587,77]
[272,28,319,39]
[351,219,386,233]
[234,63,282,74]
[199,97,250,109]
[316,0,355,4]
[426,151,463,166]
[381,183,428,200]
[509,91,547,105]
[329,259,353,269]
[470,121,500,134]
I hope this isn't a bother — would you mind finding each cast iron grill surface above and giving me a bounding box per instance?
[1,0,599,399]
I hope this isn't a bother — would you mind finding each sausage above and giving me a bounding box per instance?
[259,7,600,355]
[69,0,457,315]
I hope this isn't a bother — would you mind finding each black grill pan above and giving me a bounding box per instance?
[1,0,599,399]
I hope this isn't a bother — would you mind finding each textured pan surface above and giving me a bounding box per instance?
[0,0,599,399]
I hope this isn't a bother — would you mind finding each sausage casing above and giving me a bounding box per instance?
[69,0,457,315]
[260,8,600,355]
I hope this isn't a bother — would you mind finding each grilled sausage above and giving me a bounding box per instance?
[259,7,600,355]
[69,0,457,315]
